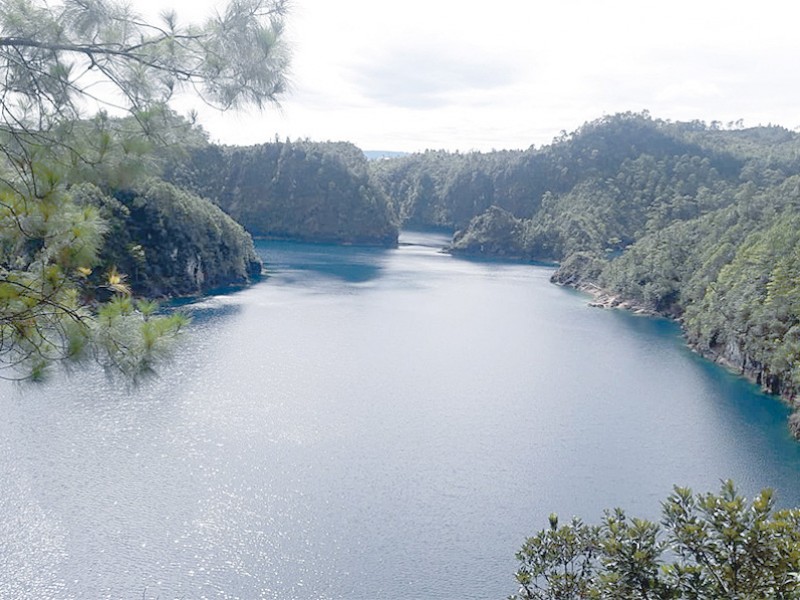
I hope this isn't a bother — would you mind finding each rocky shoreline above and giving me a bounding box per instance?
[561,281,658,317]
[554,277,800,439]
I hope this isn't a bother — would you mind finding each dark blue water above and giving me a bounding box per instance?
[3,231,800,599]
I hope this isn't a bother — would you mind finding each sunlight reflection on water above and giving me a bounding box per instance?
[3,231,800,599]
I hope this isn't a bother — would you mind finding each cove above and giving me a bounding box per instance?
[3,230,800,599]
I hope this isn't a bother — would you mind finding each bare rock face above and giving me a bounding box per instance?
[687,336,800,437]
[790,412,800,439]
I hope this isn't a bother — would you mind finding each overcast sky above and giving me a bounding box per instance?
[145,0,800,152]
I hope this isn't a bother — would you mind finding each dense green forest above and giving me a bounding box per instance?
[370,113,800,434]
[65,116,400,299]
[53,112,267,300]
[2,101,399,312]
[2,108,400,302]
[76,180,262,298]
[165,139,399,246]
[82,110,800,433]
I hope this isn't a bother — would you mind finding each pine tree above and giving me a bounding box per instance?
[0,0,290,379]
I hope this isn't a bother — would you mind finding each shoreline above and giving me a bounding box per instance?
[555,278,800,438]
[560,280,658,317]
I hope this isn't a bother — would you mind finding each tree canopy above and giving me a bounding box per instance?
[165,139,399,246]
[513,481,800,600]
[0,0,291,380]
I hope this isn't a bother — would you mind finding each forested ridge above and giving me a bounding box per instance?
[63,118,400,300]
[2,103,400,307]
[145,111,800,432]
[78,179,263,298]
[370,112,800,434]
[165,139,398,246]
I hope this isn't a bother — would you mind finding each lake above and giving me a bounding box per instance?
[4,230,800,599]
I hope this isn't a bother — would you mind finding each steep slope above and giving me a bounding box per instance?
[168,140,399,246]
[75,181,262,298]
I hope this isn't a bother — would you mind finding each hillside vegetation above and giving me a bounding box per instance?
[513,481,800,600]
[63,117,401,299]
[75,181,262,298]
[61,113,266,299]
[0,0,291,379]
[166,139,399,246]
[371,112,800,433]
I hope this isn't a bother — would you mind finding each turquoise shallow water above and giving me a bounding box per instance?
[3,231,800,599]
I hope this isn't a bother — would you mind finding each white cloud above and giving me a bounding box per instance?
[348,46,522,109]
[136,0,800,151]
[655,80,722,104]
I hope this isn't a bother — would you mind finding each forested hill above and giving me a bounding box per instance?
[39,112,266,300]
[370,112,800,434]
[63,121,400,300]
[166,140,399,246]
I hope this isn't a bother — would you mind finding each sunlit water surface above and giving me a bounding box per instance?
[4,231,800,599]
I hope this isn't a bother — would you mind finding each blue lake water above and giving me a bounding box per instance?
[3,230,800,599]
